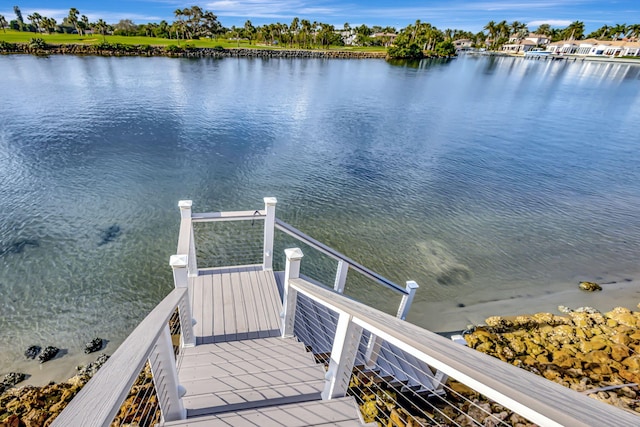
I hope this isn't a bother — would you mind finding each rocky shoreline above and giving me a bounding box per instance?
[0,354,110,427]
[0,42,387,59]
[462,304,640,416]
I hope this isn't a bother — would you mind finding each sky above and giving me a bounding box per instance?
[1,1,638,34]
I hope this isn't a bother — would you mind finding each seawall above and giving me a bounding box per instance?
[0,43,388,59]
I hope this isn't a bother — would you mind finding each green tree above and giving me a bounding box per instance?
[114,19,137,36]
[289,17,299,47]
[243,20,256,44]
[173,8,184,39]
[80,15,89,34]
[42,17,57,34]
[627,24,640,40]
[435,39,456,56]
[0,15,7,33]
[562,21,584,40]
[68,8,81,36]
[95,19,108,42]
[484,20,497,47]
[535,24,551,36]
[201,11,221,39]
[611,23,628,40]
[27,12,42,33]
[587,25,611,40]
[14,6,25,30]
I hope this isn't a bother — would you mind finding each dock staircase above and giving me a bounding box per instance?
[157,267,371,426]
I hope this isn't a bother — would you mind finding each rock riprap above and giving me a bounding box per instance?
[23,346,41,360]
[0,354,110,426]
[37,346,59,364]
[579,281,603,292]
[464,305,640,414]
[83,338,103,354]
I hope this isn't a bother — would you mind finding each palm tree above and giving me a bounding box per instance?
[563,21,584,40]
[173,9,184,39]
[95,19,108,42]
[81,15,89,35]
[484,20,497,47]
[611,24,628,40]
[627,24,640,40]
[289,17,299,47]
[535,24,551,36]
[510,20,527,38]
[68,8,81,36]
[27,12,42,33]
[0,14,7,33]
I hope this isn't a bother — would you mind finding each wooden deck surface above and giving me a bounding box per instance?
[173,267,350,422]
[189,266,282,344]
[163,397,366,426]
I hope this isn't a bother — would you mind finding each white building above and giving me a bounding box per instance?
[547,39,640,56]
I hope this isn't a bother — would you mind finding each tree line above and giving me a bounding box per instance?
[1,5,639,56]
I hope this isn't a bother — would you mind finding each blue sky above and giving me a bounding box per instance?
[2,1,638,33]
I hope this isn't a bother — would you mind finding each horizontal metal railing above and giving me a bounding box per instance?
[275,219,408,296]
[283,274,640,427]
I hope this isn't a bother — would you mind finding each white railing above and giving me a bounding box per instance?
[281,248,640,427]
[181,197,418,316]
[50,287,195,427]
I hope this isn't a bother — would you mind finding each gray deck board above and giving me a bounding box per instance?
[162,397,365,426]
[179,270,330,418]
[189,267,281,344]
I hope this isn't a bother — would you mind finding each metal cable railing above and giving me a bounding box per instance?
[284,275,640,427]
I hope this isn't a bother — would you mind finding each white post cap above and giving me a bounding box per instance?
[264,197,277,206]
[178,200,192,209]
[170,254,188,268]
[406,280,419,290]
[284,248,304,260]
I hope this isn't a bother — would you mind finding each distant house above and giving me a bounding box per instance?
[547,39,640,56]
[501,39,537,53]
[371,32,397,47]
[338,30,357,46]
[454,39,473,50]
[546,41,579,54]
[525,33,551,46]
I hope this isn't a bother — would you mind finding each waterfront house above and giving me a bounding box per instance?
[502,39,537,53]
[547,39,640,56]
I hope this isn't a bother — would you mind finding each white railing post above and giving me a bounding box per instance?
[322,311,363,400]
[281,248,303,337]
[263,197,277,271]
[170,255,189,289]
[397,280,419,320]
[333,260,349,293]
[148,325,186,422]
[365,280,419,368]
[170,255,195,348]
[178,200,198,277]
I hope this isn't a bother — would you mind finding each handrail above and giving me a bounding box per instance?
[288,277,640,427]
[275,219,408,295]
[192,210,266,222]
[51,288,188,427]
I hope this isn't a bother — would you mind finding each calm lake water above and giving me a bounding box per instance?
[1,54,640,379]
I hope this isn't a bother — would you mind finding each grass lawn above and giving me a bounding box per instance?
[0,29,387,52]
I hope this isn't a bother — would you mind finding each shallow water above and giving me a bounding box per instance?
[1,55,640,381]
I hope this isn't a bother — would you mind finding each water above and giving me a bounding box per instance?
[1,55,640,381]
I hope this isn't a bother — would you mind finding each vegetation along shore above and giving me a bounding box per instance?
[2,5,639,59]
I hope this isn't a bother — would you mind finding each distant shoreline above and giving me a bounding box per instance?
[0,43,387,59]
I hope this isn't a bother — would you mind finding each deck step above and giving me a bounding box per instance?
[178,336,327,418]
[162,397,369,426]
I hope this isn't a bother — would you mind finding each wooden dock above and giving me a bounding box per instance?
[163,266,370,425]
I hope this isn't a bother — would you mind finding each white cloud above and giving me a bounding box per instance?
[527,19,573,28]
